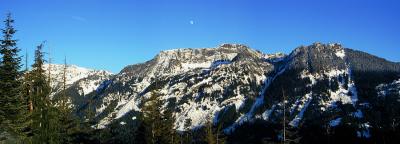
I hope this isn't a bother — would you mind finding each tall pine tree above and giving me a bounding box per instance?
[141,91,164,144]
[56,57,85,143]
[139,90,179,144]
[0,13,28,141]
[204,117,226,144]
[182,119,193,144]
[29,42,61,143]
[162,104,179,144]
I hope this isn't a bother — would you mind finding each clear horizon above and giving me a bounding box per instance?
[1,0,399,73]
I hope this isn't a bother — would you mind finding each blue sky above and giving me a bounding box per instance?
[1,0,399,73]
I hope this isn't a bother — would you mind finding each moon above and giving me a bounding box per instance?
[190,20,194,25]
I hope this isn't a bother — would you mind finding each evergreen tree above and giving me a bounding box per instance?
[21,50,34,140]
[204,119,217,144]
[140,90,179,144]
[142,91,164,144]
[29,42,60,143]
[162,106,179,144]
[0,13,29,141]
[56,57,83,143]
[134,113,147,144]
[204,117,225,144]
[183,118,193,144]
[85,98,95,123]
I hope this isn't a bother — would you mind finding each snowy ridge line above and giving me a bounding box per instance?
[263,53,286,63]
[156,48,239,76]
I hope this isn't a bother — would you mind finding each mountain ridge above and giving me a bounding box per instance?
[51,43,400,143]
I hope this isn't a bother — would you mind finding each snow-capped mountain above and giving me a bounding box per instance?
[70,43,399,142]
[43,64,113,107]
[83,44,272,129]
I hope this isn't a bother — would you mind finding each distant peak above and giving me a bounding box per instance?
[159,43,250,54]
[328,43,343,50]
[43,63,113,75]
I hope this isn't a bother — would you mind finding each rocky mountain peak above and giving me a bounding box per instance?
[156,43,257,61]
[218,43,249,49]
[124,44,266,78]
